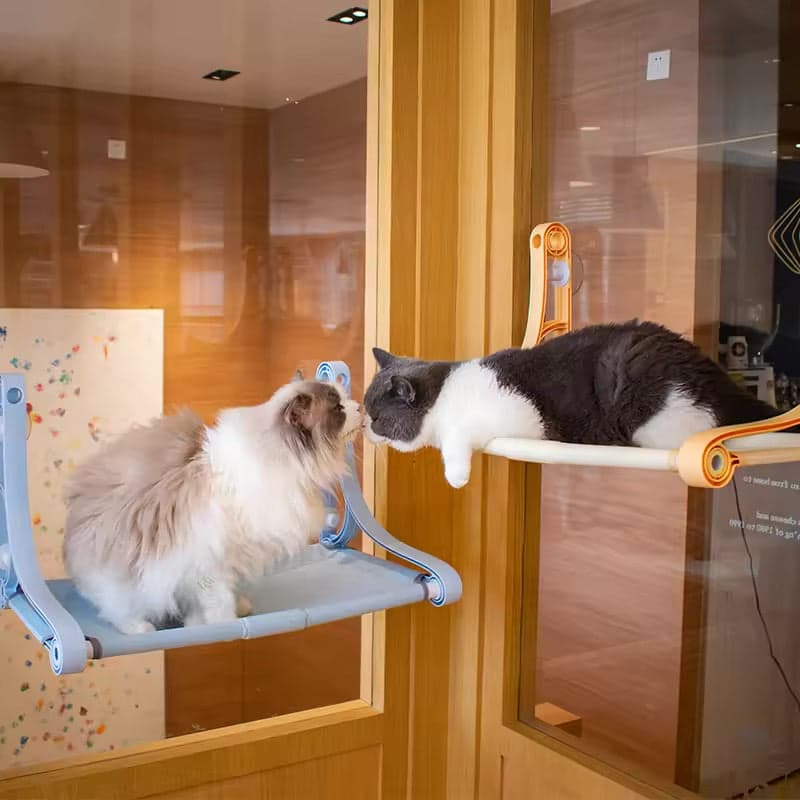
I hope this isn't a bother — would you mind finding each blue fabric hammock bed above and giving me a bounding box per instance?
[0,361,462,675]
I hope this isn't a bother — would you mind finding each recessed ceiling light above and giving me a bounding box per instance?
[795,143,800,149]
[580,126,600,132]
[569,180,594,188]
[203,68,240,82]
[328,7,368,24]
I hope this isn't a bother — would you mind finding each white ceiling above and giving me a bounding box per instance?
[0,0,368,110]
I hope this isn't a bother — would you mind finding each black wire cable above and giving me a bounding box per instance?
[731,475,800,714]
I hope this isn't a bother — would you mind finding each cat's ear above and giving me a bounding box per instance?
[390,375,416,405]
[284,392,314,430]
[293,368,304,382]
[373,347,396,369]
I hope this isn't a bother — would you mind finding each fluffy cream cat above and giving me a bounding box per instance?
[63,378,364,634]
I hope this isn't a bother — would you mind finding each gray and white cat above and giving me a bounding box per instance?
[364,320,782,488]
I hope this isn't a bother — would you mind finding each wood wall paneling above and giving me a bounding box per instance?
[369,1,419,797]
[0,702,381,800]
[405,2,460,799]
[444,0,493,796]
[147,746,381,800]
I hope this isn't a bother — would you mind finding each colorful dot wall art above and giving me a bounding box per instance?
[0,309,165,769]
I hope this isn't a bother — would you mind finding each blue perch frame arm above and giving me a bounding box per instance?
[317,358,360,549]
[0,374,88,674]
[315,361,461,606]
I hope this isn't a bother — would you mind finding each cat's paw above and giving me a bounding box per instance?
[117,619,156,635]
[184,608,238,626]
[183,611,206,627]
[444,462,471,489]
[236,596,253,617]
[202,608,238,625]
[442,439,473,489]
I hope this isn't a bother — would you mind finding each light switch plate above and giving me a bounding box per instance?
[646,49,671,81]
[107,139,127,160]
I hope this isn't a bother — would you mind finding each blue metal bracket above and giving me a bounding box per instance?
[0,374,88,674]
[316,361,361,549]
[314,361,461,606]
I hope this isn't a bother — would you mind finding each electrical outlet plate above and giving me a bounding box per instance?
[646,49,671,81]
[107,139,127,160]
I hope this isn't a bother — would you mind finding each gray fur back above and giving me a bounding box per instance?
[483,320,779,445]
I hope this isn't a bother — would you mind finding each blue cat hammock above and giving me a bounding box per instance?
[484,222,800,488]
[0,361,462,675]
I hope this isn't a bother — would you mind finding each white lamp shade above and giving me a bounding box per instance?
[0,123,49,178]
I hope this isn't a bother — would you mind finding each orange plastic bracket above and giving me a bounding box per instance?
[519,222,800,489]
[677,406,800,489]
[522,222,573,348]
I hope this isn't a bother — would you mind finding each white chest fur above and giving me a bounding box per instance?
[426,361,544,488]
[206,417,322,572]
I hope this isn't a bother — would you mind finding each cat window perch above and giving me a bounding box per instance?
[3,223,800,676]
[0,362,462,675]
[483,222,800,487]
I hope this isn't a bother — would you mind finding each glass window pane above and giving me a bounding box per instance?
[0,0,368,767]
[521,1,800,797]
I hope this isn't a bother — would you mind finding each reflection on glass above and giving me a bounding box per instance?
[522,0,800,797]
[0,1,367,768]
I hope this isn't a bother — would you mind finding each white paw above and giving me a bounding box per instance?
[202,608,238,625]
[445,462,471,489]
[118,619,156,635]
[236,596,253,617]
